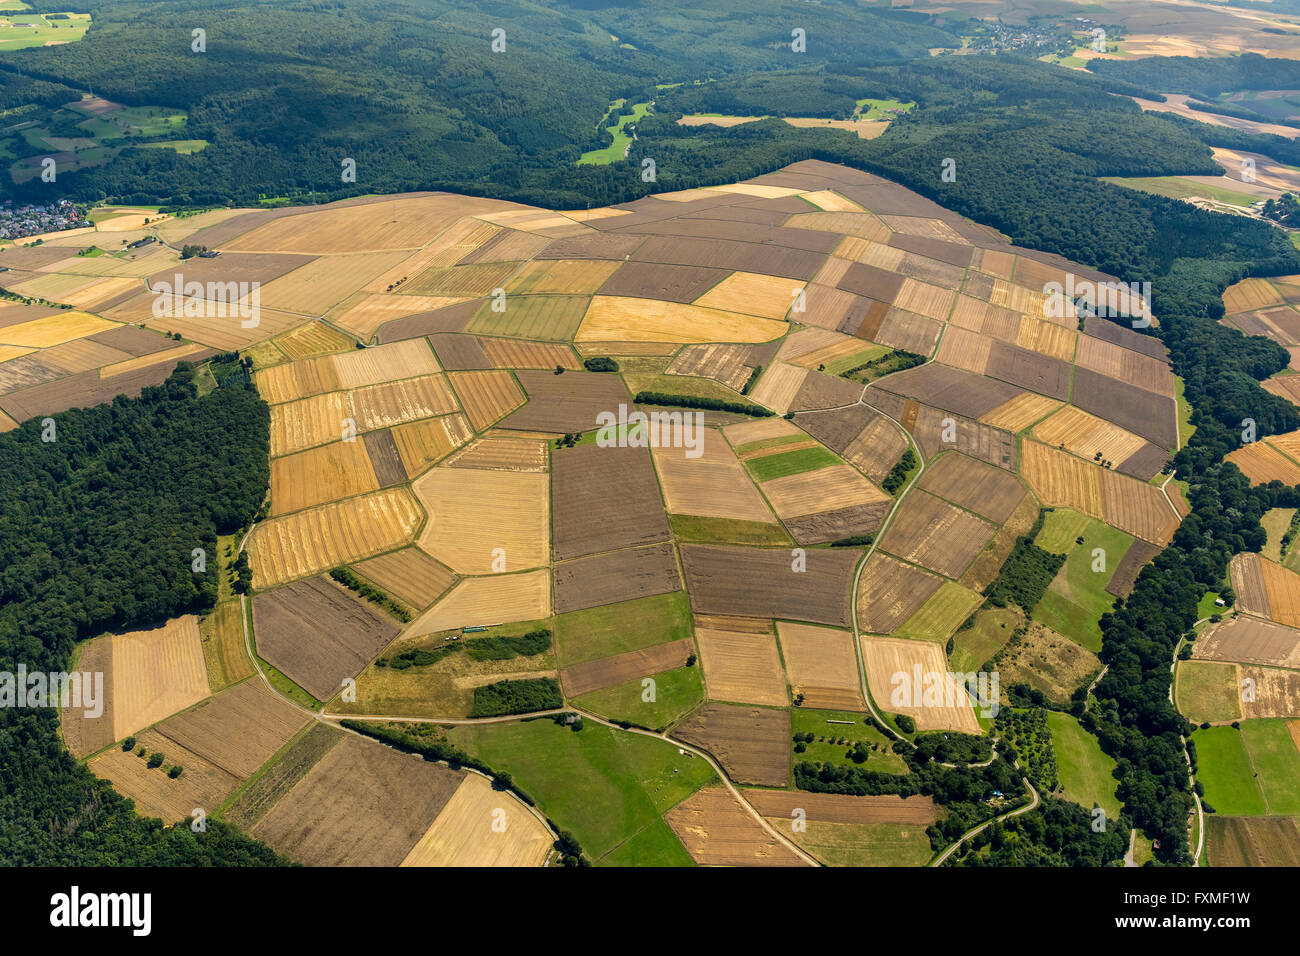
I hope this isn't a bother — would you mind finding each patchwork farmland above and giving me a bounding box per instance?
[38,159,1203,867]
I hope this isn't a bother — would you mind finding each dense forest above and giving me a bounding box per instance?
[0,365,278,864]
[1089,53,1300,99]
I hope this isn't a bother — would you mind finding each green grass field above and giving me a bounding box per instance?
[821,345,886,375]
[578,99,651,165]
[0,11,90,51]
[572,664,704,731]
[668,513,792,546]
[1262,508,1296,562]
[746,445,840,481]
[854,98,915,120]
[140,139,209,155]
[1194,725,1269,815]
[467,294,589,340]
[896,581,982,642]
[554,591,692,667]
[1032,509,1130,652]
[1175,660,1242,724]
[1102,175,1261,208]
[790,820,933,866]
[792,708,908,774]
[950,606,1022,673]
[599,816,695,866]
[1241,719,1300,815]
[1047,711,1122,820]
[1174,375,1196,448]
[446,717,717,860]
[732,434,811,455]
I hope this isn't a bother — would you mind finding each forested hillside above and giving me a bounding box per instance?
[0,365,278,864]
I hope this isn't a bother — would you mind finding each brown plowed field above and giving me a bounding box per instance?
[679,544,861,627]
[253,734,465,866]
[447,370,525,431]
[252,575,400,700]
[1019,441,1178,545]
[153,679,308,779]
[551,444,669,559]
[861,636,982,734]
[89,728,241,823]
[917,452,1027,523]
[429,332,492,370]
[856,552,944,635]
[776,622,863,710]
[351,548,457,609]
[960,491,1038,593]
[1071,367,1177,450]
[783,501,890,546]
[874,363,1020,421]
[1106,540,1161,598]
[695,625,788,707]
[667,343,752,392]
[665,787,808,866]
[651,439,775,522]
[671,703,791,787]
[363,429,408,486]
[553,542,681,614]
[560,637,694,697]
[1200,615,1300,672]
[502,369,631,433]
[743,790,938,824]
[249,487,422,589]
[413,467,549,574]
[879,490,996,580]
[62,638,114,758]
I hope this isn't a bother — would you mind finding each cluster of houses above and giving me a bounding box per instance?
[0,199,87,241]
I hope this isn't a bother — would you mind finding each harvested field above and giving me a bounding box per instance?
[391,414,473,475]
[505,258,620,295]
[577,296,786,345]
[447,370,525,431]
[651,437,776,523]
[446,437,547,472]
[403,262,520,298]
[917,452,1027,523]
[1074,334,1174,397]
[695,271,800,320]
[559,636,693,697]
[1207,816,1300,867]
[249,487,422,589]
[856,552,944,635]
[401,773,552,867]
[480,337,580,370]
[1240,665,1300,719]
[1071,367,1177,450]
[979,390,1062,432]
[879,490,996,580]
[748,362,808,415]
[257,251,411,316]
[1019,441,1178,545]
[223,723,343,832]
[776,622,863,711]
[667,343,753,392]
[0,310,117,349]
[413,467,549,574]
[351,548,456,609]
[89,728,241,823]
[671,703,790,787]
[1,360,212,423]
[664,787,807,867]
[1033,406,1150,471]
[789,369,865,411]
[761,464,889,521]
[200,601,255,693]
[332,294,470,340]
[502,369,630,433]
[1226,441,1300,486]
[551,444,669,560]
[255,339,438,404]
[407,569,551,635]
[154,678,307,779]
[1224,278,1285,315]
[896,581,983,643]
[270,440,379,515]
[253,734,465,866]
[679,544,861,627]
[553,542,681,614]
[695,625,788,707]
[274,322,357,360]
[252,575,400,700]
[744,790,938,825]
[1175,661,1242,724]
[100,343,210,379]
[1194,617,1300,669]
[960,494,1038,595]
[1230,552,1272,619]
[872,308,942,355]
[861,636,981,734]
[467,295,589,341]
